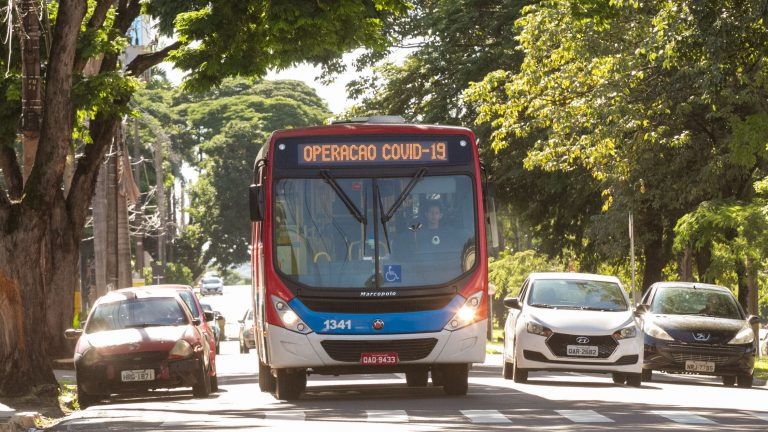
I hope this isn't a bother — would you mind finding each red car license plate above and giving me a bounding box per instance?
[360,352,399,365]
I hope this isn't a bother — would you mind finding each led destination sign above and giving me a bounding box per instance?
[298,141,449,165]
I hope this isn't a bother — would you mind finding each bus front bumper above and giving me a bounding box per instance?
[265,320,487,369]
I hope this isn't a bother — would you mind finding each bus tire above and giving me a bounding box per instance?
[259,360,276,393]
[275,369,303,401]
[406,370,429,387]
[442,364,469,396]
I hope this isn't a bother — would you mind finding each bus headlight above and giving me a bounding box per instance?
[272,295,312,334]
[444,291,484,331]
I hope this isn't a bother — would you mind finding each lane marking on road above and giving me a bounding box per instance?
[556,410,614,423]
[367,410,408,422]
[265,411,306,422]
[461,410,512,424]
[651,411,716,424]
[751,412,768,422]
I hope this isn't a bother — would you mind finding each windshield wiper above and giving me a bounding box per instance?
[320,171,365,224]
[374,181,392,254]
[382,168,427,224]
[529,303,556,309]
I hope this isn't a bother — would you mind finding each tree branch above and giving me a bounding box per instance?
[74,0,117,74]
[125,41,183,77]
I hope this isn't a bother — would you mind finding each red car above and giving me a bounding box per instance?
[67,288,217,408]
[142,284,219,388]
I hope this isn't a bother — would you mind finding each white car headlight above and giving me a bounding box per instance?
[613,325,637,340]
[526,320,552,337]
[444,291,484,331]
[272,295,312,334]
[168,340,194,360]
[728,326,755,345]
[644,321,673,341]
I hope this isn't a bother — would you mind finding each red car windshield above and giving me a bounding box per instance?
[85,297,189,333]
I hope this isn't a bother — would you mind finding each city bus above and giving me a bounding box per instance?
[249,116,497,400]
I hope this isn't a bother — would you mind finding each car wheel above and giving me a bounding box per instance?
[192,363,211,398]
[502,360,514,380]
[259,360,276,393]
[275,369,303,400]
[405,370,429,387]
[210,374,219,393]
[641,369,652,382]
[737,374,753,388]
[612,373,626,384]
[441,364,469,396]
[625,373,642,387]
[722,375,736,386]
[76,384,101,410]
[513,362,528,383]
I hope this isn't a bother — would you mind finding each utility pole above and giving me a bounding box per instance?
[133,117,144,273]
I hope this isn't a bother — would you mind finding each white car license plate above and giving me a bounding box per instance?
[121,369,155,382]
[566,345,599,357]
[685,360,715,373]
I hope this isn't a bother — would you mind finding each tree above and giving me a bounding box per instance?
[465,0,768,290]
[0,0,409,398]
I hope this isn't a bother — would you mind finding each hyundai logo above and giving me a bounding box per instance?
[693,332,710,341]
[576,336,590,344]
[372,319,384,331]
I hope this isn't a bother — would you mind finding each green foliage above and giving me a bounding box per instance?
[150,1,410,91]
[161,262,194,285]
[488,250,565,300]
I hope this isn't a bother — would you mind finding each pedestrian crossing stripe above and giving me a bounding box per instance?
[367,410,408,422]
[651,411,716,424]
[461,410,512,424]
[556,410,614,423]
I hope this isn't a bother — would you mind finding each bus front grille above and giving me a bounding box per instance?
[320,338,439,362]
[300,294,455,313]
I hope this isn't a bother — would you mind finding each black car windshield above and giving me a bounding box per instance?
[650,287,742,319]
[273,174,477,288]
[85,297,188,333]
[528,279,628,311]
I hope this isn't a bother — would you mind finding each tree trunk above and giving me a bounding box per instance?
[20,0,43,183]
[736,258,748,311]
[640,220,665,294]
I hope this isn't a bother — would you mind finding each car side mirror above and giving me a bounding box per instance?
[634,304,649,317]
[203,311,215,322]
[747,315,760,326]
[238,319,245,324]
[503,297,521,309]
[192,318,201,326]
[64,328,83,340]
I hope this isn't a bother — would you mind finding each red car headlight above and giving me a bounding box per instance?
[168,340,194,360]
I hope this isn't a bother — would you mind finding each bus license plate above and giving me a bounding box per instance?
[121,369,155,382]
[685,360,715,373]
[360,352,399,365]
[566,345,599,357]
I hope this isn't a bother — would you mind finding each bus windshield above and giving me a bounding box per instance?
[273,174,477,289]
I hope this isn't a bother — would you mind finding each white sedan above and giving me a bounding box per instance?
[502,272,644,386]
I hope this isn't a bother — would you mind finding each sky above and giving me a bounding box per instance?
[160,61,358,115]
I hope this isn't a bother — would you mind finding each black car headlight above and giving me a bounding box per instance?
[644,321,673,341]
[728,327,755,345]
[79,348,103,366]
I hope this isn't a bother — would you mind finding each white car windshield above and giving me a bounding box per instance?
[528,279,628,311]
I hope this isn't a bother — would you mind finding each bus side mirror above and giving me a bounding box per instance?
[249,184,264,221]
[484,181,500,257]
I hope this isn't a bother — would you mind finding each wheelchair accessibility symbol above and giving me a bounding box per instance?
[384,265,401,283]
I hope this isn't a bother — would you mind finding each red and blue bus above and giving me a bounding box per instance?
[249,117,496,400]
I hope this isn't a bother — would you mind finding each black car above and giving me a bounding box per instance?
[638,282,759,387]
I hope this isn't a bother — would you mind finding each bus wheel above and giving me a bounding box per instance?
[442,364,469,396]
[258,360,276,393]
[275,369,304,401]
[406,369,429,387]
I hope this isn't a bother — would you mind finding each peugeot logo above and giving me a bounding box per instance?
[372,319,384,331]
[576,336,590,344]
[693,332,710,341]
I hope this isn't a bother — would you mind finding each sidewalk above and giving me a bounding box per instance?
[0,359,74,432]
